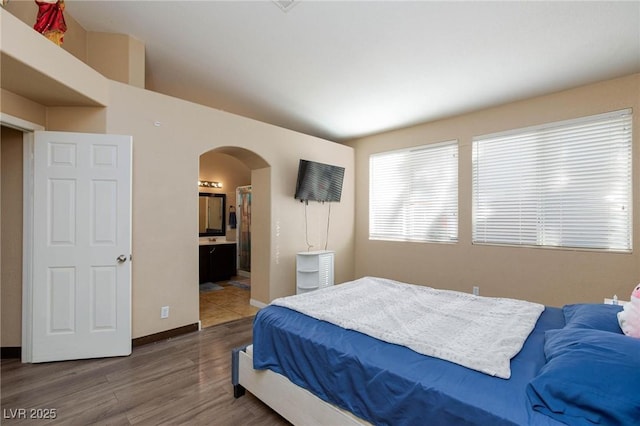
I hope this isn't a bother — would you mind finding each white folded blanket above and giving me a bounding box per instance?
[272,276,544,379]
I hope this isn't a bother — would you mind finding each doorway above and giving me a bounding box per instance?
[198,150,256,328]
[2,116,132,363]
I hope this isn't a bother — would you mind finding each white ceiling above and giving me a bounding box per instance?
[65,1,640,142]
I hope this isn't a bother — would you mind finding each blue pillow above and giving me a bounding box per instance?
[562,303,623,334]
[527,328,640,425]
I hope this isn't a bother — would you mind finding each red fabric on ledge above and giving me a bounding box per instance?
[34,0,67,42]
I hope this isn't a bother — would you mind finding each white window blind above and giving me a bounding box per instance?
[472,109,632,252]
[370,141,458,243]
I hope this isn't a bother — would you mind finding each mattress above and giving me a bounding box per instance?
[252,304,566,426]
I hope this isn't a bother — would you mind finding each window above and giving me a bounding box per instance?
[370,141,458,243]
[472,109,632,252]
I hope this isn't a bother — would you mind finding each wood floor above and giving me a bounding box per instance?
[0,318,290,425]
[200,278,259,328]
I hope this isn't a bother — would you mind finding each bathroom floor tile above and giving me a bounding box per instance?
[200,277,256,328]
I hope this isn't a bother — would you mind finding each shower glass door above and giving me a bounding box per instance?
[236,185,252,274]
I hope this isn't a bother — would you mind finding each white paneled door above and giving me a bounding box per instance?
[25,131,132,363]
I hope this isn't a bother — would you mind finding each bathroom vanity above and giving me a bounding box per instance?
[199,240,237,283]
[198,192,236,283]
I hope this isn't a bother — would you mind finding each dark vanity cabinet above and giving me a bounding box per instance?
[199,243,237,283]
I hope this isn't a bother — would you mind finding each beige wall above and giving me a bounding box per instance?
[100,82,354,338]
[31,81,354,339]
[347,74,640,307]
[1,126,24,346]
[47,107,107,133]
[0,89,46,127]
[0,91,354,341]
[87,32,145,88]
[251,167,271,304]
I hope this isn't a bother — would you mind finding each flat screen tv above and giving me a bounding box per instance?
[294,159,345,202]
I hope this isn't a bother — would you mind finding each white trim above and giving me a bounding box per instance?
[250,298,267,309]
[0,113,44,132]
[21,133,35,363]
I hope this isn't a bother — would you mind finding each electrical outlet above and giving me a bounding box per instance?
[473,286,480,296]
[161,306,169,319]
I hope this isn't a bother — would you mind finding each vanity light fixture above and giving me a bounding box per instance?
[199,180,222,189]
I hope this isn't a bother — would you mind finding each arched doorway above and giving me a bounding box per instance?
[198,146,269,328]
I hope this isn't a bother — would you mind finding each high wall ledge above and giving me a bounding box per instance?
[1,8,108,107]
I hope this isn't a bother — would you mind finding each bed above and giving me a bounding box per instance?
[234,277,640,425]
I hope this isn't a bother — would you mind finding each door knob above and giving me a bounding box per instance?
[116,254,127,263]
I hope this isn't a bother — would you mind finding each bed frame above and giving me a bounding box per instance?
[233,345,369,425]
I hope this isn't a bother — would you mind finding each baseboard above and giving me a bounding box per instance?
[1,347,21,359]
[132,323,199,347]
[1,324,199,359]
[250,298,267,309]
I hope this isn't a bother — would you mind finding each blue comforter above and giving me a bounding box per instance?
[253,304,566,426]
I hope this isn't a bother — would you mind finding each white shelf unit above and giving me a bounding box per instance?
[296,250,335,295]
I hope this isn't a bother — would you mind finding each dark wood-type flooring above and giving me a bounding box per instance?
[1,318,290,425]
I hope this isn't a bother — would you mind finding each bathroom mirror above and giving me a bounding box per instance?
[199,193,226,236]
